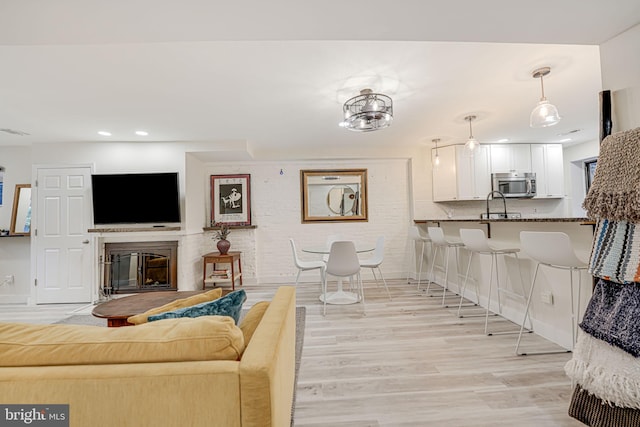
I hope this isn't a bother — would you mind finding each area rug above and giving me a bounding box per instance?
[54,306,306,426]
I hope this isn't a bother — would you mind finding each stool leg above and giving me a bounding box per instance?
[457,251,482,317]
[516,263,539,354]
[416,241,425,290]
[514,253,533,331]
[425,245,439,296]
[515,263,570,356]
[458,252,473,317]
[445,246,462,308]
[484,254,496,335]
[441,246,451,306]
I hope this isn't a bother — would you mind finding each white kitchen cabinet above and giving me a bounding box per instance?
[456,144,491,200]
[531,144,564,198]
[490,144,531,174]
[432,144,491,201]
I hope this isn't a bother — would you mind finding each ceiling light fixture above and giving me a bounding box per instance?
[135,130,149,136]
[339,88,393,132]
[464,115,478,155]
[97,131,112,136]
[432,138,441,169]
[530,66,561,128]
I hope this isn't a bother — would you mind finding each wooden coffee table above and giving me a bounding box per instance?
[92,290,208,327]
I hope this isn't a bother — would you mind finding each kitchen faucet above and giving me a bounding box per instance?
[486,191,507,219]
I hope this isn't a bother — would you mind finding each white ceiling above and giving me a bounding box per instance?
[1,1,639,158]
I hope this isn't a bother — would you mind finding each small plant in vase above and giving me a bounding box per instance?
[213,222,231,255]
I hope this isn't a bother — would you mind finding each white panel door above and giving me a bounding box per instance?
[35,167,93,303]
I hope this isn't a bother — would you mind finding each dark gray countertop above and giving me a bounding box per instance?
[415,217,592,223]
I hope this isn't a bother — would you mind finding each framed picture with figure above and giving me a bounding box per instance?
[211,174,251,226]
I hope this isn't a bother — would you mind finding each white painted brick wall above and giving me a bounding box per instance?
[203,159,412,285]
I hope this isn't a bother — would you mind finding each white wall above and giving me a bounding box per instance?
[202,159,412,284]
[600,23,640,132]
[564,139,600,217]
[0,146,32,302]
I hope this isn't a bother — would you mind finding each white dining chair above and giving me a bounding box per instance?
[516,231,588,355]
[359,236,392,300]
[323,234,344,262]
[323,241,364,315]
[426,226,464,306]
[408,225,431,290]
[289,238,325,286]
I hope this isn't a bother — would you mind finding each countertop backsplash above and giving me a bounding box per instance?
[418,197,570,221]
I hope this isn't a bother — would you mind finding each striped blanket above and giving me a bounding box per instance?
[589,219,640,284]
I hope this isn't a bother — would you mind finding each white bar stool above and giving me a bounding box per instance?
[458,228,530,336]
[426,226,464,306]
[516,231,589,355]
[408,225,431,290]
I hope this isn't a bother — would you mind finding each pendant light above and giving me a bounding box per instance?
[530,67,561,128]
[464,115,478,155]
[432,138,441,169]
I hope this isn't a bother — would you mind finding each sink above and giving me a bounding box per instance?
[480,212,522,219]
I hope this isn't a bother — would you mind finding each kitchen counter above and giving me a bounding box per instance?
[411,216,595,351]
[415,217,592,224]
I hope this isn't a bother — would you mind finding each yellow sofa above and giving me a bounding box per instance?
[0,286,296,427]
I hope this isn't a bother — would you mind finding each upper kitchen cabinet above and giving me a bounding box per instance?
[531,144,564,198]
[490,144,531,174]
[432,144,491,201]
[456,144,491,200]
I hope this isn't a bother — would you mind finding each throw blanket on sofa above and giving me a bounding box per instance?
[582,127,640,221]
[580,278,640,357]
[589,219,640,284]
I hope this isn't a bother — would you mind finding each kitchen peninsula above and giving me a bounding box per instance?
[413,217,594,352]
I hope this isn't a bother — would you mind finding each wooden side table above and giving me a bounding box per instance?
[202,251,242,290]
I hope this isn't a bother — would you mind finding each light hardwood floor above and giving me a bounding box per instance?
[0,279,583,426]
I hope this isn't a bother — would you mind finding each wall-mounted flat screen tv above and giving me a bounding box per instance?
[91,172,181,225]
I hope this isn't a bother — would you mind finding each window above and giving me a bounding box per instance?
[585,159,597,192]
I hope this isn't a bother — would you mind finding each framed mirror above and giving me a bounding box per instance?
[10,184,31,236]
[301,169,368,222]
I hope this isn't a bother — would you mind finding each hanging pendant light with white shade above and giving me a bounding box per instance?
[432,138,441,169]
[339,88,393,132]
[464,115,479,155]
[530,67,561,128]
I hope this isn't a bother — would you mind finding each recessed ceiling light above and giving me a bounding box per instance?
[497,138,509,143]
[97,131,111,136]
[135,130,149,136]
[558,138,572,142]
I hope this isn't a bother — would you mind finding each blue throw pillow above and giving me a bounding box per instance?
[147,289,247,324]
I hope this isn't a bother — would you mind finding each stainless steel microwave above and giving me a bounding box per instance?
[491,172,536,198]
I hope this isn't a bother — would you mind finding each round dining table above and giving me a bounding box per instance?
[302,243,374,305]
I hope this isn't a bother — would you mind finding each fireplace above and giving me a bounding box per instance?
[103,241,178,294]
